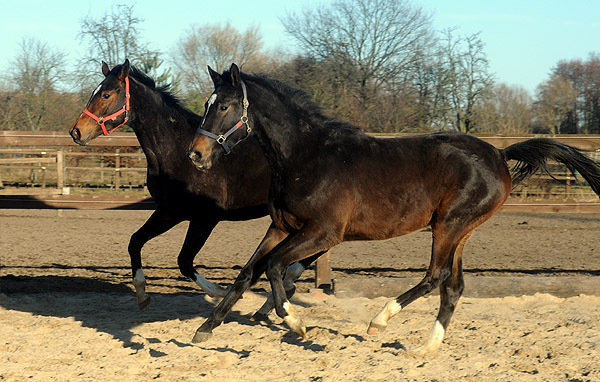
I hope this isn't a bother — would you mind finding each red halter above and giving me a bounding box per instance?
[82,77,130,136]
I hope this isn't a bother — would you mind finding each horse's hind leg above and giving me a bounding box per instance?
[177,217,226,298]
[409,232,470,355]
[251,251,326,322]
[367,220,476,348]
[129,209,181,311]
[367,229,460,335]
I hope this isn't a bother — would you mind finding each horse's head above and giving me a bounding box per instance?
[188,63,252,170]
[69,60,131,145]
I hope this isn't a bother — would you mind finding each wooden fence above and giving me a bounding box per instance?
[2,131,600,200]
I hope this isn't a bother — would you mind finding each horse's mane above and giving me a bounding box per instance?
[227,70,362,134]
[109,63,191,116]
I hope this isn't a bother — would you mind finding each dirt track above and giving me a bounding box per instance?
[1,210,600,381]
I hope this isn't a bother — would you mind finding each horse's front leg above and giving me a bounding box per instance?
[176,217,226,298]
[129,209,181,311]
[265,226,336,338]
[192,224,288,342]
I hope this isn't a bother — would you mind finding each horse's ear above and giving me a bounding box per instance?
[208,66,223,88]
[229,63,241,87]
[119,59,131,80]
[101,61,110,77]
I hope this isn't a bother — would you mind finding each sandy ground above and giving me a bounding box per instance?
[1,209,599,381]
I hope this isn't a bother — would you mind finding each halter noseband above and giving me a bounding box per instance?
[196,81,251,155]
[82,77,130,136]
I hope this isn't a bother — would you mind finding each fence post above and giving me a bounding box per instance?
[115,149,120,190]
[315,251,332,290]
[57,150,64,191]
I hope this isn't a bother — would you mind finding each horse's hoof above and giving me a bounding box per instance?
[250,312,270,322]
[295,326,307,339]
[367,322,387,335]
[284,316,307,339]
[192,330,213,343]
[406,345,438,357]
[138,296,151,312]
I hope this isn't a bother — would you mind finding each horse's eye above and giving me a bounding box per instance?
[219,105,228,112]
[102,93,110,100]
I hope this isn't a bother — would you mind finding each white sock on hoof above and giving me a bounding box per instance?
[370,299,402,328]
[411,320,445,355]
[133,269,147,296]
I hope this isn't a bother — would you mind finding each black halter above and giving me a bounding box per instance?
[196,81,251,155]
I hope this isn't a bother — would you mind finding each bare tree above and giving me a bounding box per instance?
[77,4,147,87]
[534,75,578,134]
[283,0,433,116]
[173,23,264,91]
[552,54,600,134]
[3,37,70,131]
[472,83,532,134]
[437,29,495,133]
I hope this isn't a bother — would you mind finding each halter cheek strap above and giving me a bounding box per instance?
[196,81,251,155]
[82,77,130,136]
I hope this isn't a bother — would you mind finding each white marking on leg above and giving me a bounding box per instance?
[370,299,403,329]
[132,269,149,306]
[254,263,305,319]
[410,320,446,355]
[282,301,306,337]
[283,301,291,312]
[194,272,227,298]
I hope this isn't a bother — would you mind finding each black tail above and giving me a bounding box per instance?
[501,138,600,197]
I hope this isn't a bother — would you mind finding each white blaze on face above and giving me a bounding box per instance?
[92,84,102,98]
[207,93,217,106]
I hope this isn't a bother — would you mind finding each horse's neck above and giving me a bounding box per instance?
[250,92,312,170]
[253,117,304,172]
[129,85,196,171]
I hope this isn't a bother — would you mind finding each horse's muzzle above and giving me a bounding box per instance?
[188,148,211,170]
[70,127,89,146]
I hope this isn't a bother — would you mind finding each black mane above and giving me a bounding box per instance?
[109,63,189,114]
[224,70,362,133]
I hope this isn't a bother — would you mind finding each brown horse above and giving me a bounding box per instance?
[68,60,319,314]
[187,64,600,354]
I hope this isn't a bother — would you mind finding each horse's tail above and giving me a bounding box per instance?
[500,138,600,197]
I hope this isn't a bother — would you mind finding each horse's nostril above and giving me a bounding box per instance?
[189,149,201,162]
[71,128,81,140]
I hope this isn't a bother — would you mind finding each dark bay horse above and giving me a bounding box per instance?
[187,64,600,353]
[69,60,316,313]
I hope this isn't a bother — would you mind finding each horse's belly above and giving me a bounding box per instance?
[344,204,434,241]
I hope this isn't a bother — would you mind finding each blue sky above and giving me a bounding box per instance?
[1,0,599,93]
